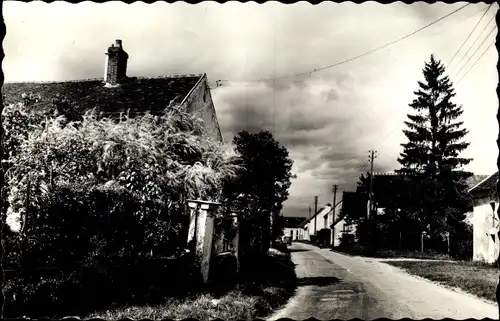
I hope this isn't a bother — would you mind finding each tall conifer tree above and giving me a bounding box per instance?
[396,55,473,235]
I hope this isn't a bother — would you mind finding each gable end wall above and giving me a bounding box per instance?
[182,75,223,143]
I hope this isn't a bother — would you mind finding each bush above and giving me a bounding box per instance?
[4,104,241,268]
[453,239,473,260]
[338,233,355,249]
[348,244,378,257]
[210,253,238,290]
[4,255,200,318]
[2,98,245,317]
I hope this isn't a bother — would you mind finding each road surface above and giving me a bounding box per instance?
[268,242,498,320]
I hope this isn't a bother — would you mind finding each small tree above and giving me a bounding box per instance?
[222,130,295,255]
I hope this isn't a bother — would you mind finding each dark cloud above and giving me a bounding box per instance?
[4,1,497,218]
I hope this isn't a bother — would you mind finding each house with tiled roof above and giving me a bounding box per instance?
[283,216,307,241]
[467,171,499,263]
[297,202,343,245]
[2,39,223,143]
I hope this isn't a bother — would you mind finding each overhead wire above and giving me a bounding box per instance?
[450,10,496,76]
[368,5,497,178]
[446,3,493,68]
[346,5,491,179]
[452,25,497,80]
[213,4,478,187]
[455,40,495,85]
[216,3,471,85]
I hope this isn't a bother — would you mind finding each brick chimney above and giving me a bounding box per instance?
[104,39,128,85]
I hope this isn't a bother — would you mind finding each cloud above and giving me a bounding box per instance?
[4,1,498,217]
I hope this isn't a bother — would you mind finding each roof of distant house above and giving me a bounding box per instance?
[469,171,499,195]
[2,75,204,115]
[298,201,343,227]
[283,217,307,229]
[466,174,490,190]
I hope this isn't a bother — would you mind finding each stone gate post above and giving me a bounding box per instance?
[187,199,221,284]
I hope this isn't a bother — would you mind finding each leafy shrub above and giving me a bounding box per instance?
[4,105,240,264]
[453,239,473,260]
[338,233,355,249]
[4,255,200,318]
[2,98,243,317]
[348,244,377,257]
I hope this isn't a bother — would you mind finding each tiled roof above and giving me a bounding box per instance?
[469,171,499,195]
[466,174,489,190]
[283,217,307,228]
[2,75,203,115]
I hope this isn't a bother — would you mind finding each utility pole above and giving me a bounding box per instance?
[308,204,311,219]
[332,184,338,221]
[331,184,339,246]
[368,150,377,218]
[314,196,318,236]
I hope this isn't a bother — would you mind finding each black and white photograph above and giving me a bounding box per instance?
[1,1,499,319]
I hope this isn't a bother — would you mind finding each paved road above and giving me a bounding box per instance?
[268,242,498,320]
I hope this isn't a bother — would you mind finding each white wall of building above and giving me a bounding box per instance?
[312,206,332,234]
[296,205,334,242]
[283,227,302,241]
[472,201,500,263]
[332,218,357,247]
[298,225,310,240]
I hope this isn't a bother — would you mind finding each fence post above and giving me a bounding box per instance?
[446,232,450,254]
[421,232,424,253]
[186,199,221,284]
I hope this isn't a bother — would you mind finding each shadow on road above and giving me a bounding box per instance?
[297,276,341,287]
[289,248,310,253]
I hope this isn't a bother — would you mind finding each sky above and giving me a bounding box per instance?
[4,1,499,218]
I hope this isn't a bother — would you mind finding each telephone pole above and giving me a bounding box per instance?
[332,184,338,224]
[368,150,377,218]
[314,196,318,236]
[308,204,311,219]
[331,184,339,246]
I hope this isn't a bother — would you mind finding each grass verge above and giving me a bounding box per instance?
[334,245,452,260]
[88,285,290,320]
[87,250,297,320]
[386,260,498,302]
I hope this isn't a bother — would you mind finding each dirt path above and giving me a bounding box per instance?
[268,242,498,320]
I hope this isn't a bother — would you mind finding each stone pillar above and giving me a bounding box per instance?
[187,199,220,284]
[232,213,241,274]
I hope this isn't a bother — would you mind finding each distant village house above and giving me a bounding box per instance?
[283,217,307,241]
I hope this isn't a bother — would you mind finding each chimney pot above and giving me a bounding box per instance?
[105,39,128,85]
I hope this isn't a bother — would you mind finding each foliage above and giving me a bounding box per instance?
[4,99,240,268]
[222,130,295,254]
[395,54,473,238]
[338,233,355,249]
[345,56,474,256]
[4,255,199,318]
